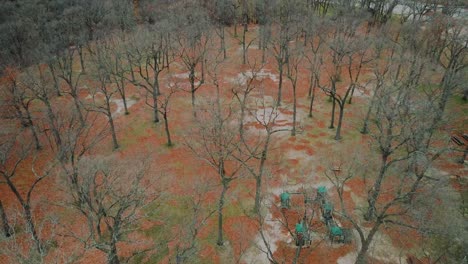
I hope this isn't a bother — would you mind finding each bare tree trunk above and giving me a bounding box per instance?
[277,64,283,106]
[217,182,228,246]
[308,72,314,98]
[365,153,389,220]
[107,242,120,264]
[361,102,372,134]
[254,136,270,213]
[107,109,119,150]
[239,101,246,139]
[355,240,370,264]
[242,26,247,64]
[361,83,380,134]
[221,26,226,59]
[24,109,41,150]
[348,85,356,104]
[355,224,380,264]
[24,204,42,254]
[30,125,41,151]
[262,44,267,63]
[335,103,344,140]
[234,23,238,38]
[48,63,61,97]
[308,76,317,118]
[122,99,129,115]
[293,244,302,264]
[308,92,315,118]
[153,81,160,123]
[191,89,196,117]
[44,100,61,148]
[292,84,297,136]
[0,200,13,237]
[163,112,172,147]
[119,79,129,115]
[3,173,42,254]
[71,93,85,126]
[329,97,336,129]
[254,174,263,214]
[189,67,197,117]
[303,30,308,47]
[78,46,86,73]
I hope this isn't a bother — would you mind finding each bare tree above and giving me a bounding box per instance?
[308,0,333,16]
[107,35,133,116]
[0,67,41,150]
[364,72,417,221]
[235,0,255,64]
[317,11,369,140]
[241,100,288,213]
[286,45,304,137]
[360,0,400,26]
[0,200,13,238]
[56,47,85,126]
[0,135,57,255]
[304,15,326,118]
[345,36,374,105]
[232,60,263,138]
[21,65,62,150]
[270,0,304,106]
[255,0,273,63]
[175,4,212,117]
[360,24,400,135]
[325,132,448,264]
[231,61,289,212]
[64,154,154,264]
[88,39,122,150]
[319,30,451,262]
[212,0,235,59]
[428,16,467,128]
[173,183,216,263]
[185,64,250,246]
[126,27,171,123]
[158,83,179,147]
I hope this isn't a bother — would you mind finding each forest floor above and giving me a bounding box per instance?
[0,24,466,264]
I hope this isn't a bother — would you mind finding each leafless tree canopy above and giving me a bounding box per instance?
[0,0,466,263]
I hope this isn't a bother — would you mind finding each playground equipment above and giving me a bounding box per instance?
[279,185,351,246]
[316,186,350,244]
[329,224,345,243]
[280,189,314,247]
[294,218,312,247]
[280,191,291,209]
[316,186,327,204]
[322,202,333,225]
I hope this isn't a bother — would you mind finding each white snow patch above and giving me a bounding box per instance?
[241,201,292,264]
[245,107,292,130]
[237,45,261,53]
[112,98,137,117]
[353,84,372,98]
[228,69,279,86]
[337,251,358,264]
[84,89,137,117]
[172,72,190,79]
[350,227,403,264]
[170,73,201,89]
[284,149,315,166]
[353,88,370,98]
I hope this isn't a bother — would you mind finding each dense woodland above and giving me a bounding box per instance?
[0,0,467,263]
